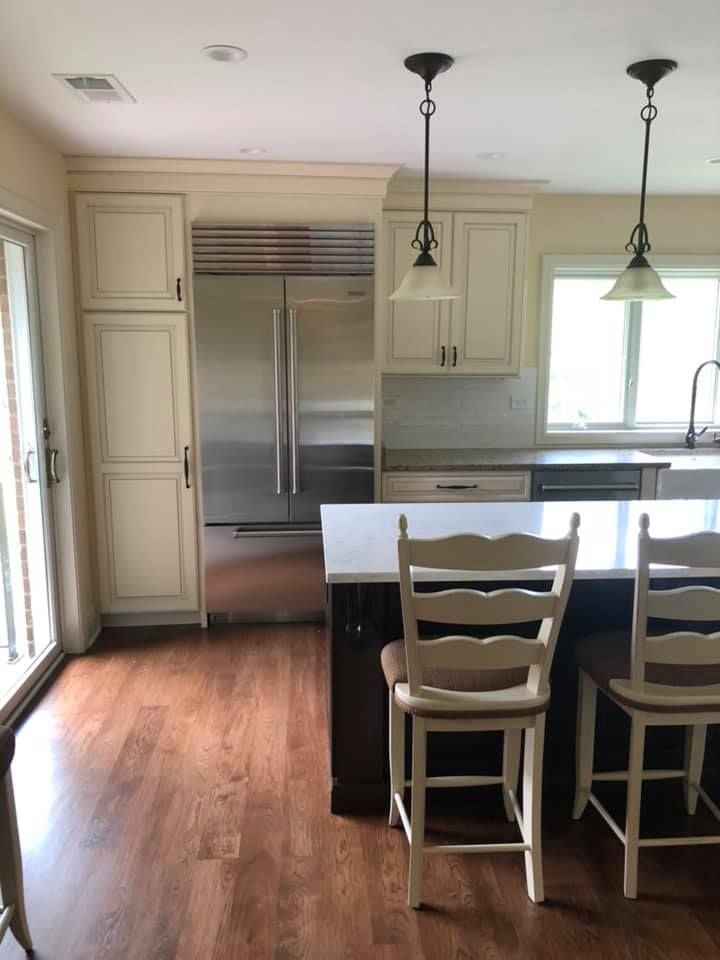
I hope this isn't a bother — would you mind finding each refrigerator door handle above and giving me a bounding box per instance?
[288,307,300,494]
[272,308,286,495]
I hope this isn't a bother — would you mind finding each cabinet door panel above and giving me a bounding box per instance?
[382,213,452,373]
[101,472,198,611]
[450,213,526,375]
[85,314,191,463]
[76,194,184,311]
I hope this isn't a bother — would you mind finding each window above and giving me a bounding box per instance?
[539,256,720,440]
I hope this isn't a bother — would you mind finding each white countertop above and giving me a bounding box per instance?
[321,500,720,583]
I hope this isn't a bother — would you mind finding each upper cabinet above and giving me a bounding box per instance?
[383,213,453,373]
[380,208,528,376]
[75,193,186,311]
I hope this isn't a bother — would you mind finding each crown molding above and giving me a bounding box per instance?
[64,156,401,199]
[385,176,549,212]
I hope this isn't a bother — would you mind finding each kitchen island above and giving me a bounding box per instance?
[322,499,720,813]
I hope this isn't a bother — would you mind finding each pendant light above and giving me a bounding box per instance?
[602,59,678,301]
[390,52,461,302]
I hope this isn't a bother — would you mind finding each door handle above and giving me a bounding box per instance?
[47,449,60,485]
[176,277,183,302]
[24,450,37,483]
[184,446,191,488]
[272,308,285,495]
[288,307,300,495]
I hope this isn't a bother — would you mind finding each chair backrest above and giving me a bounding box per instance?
[397,512,580,698]
[631,513,720,692]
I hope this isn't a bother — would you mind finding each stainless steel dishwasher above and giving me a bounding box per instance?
[532,468,642,501]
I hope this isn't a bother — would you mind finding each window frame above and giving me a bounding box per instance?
[536,254,720,446]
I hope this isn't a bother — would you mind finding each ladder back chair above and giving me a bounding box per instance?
[573,512,720,898]
[381,511,580,908]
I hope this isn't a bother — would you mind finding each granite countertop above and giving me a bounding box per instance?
[383,448,672,472]
[321,500,720,583]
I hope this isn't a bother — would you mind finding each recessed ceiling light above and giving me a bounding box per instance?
[202,45,248,63]
[706,157,720,165]
[476,152,505,160]
[239,147,267,156]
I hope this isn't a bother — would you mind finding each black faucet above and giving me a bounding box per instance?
[685,359,720,448]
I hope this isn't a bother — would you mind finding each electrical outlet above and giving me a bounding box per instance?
[510,395,530,411]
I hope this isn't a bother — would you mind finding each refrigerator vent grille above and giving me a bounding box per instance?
[191,223,374,275]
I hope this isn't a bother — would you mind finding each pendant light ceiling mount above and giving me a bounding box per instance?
[389,52,461,302]
[602,57,678,302]
[403,52,454,83]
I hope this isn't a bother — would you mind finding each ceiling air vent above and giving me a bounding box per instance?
[53,74,135,104]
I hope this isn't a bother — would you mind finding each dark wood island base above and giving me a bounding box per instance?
[327,577,720,814]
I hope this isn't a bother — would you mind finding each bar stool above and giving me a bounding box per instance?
[381,512,580,908]
[573,513,720,899]
[0,726,33,953]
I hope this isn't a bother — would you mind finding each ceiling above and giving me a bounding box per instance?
[2,0,720,192]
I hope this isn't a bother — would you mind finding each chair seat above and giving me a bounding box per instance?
[576,630,720,713]
[0,727,15,779]
[381,639,548,719]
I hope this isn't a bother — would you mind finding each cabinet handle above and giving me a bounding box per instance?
[435,483,478,490]
[176,277,183,301]
[440,345,446,367]
[452,345,458,367]
[184,446,191,488]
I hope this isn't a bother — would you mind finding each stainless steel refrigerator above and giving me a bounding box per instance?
[194,264,374,621]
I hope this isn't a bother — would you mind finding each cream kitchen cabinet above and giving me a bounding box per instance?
[382,470,531,503]
[381,210,527,376]
[75,193,186,311]
[382,212,453,373]
[83,313,199,613]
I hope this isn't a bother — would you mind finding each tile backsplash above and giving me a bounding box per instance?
[382,368,538,449]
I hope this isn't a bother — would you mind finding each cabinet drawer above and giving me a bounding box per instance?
[382,471,530,503]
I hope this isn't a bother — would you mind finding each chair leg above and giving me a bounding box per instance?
[502,729,522,822]
[522,715,546,904]
[623,715,646,900]
[572,669,597,820]
[388,690,405,827]
[0,771,32,952]
[683,724,707,816]
[407,717,427,909]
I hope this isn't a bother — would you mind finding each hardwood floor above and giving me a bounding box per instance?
[2,623,720,959]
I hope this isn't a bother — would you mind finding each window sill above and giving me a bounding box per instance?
[536,428,702,448]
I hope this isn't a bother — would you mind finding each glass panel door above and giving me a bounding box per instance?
[0,222,58,707]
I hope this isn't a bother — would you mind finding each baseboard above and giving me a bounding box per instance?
[100,611,203,628]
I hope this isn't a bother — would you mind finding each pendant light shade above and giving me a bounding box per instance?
[601,256,674,302]
[602,58,677,303]
[390,53,461,303]
[390,253,461,302]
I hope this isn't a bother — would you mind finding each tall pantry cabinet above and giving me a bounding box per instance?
[74,193,199,615]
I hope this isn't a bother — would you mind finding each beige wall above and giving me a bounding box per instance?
[0,106,94,652]
[525,194,720,365]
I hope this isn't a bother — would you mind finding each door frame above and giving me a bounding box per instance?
[0,184,91,687]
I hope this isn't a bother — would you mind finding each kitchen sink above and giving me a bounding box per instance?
[642,448,720,498]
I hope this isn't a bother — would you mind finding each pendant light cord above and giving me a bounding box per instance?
[626,86,658,258]
[412,79,438,255]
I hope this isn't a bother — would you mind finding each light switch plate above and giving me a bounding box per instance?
[510,395,530,410]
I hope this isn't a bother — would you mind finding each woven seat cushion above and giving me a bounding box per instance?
[576,630,720,713]
[380,639,545,718]
[0,726,15,778]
